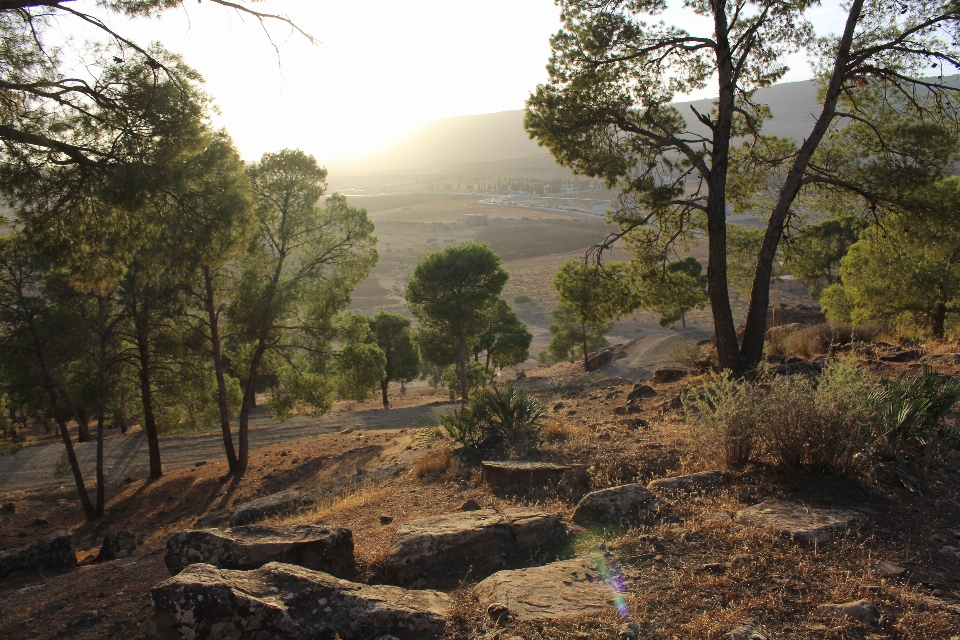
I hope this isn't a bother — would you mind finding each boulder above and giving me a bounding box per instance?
[229,490,309,526]
[572,484,663,526]
[164,524,354,577]
[474,553,625,622]
[735,500,864,545]
[585,348,615,372]
[151,562,451,640]
[652,368,688,384]
[383,509,567,587]
[874,560,906,579]
[648,471,724,495]
[98,530,138,562]
[0,530,75,578]
[879,348,922,363]
[481,460,589,494]
[817,599,881,626]
[626,384,657,402]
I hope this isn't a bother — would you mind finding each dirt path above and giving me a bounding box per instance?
[0,403,443,493]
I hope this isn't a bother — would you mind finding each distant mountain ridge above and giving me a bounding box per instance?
[332,79,828,179]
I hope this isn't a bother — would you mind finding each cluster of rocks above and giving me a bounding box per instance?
[0,531,75,579]
[145,466,880,639]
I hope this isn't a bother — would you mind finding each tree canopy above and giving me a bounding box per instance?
[405,242,509,404]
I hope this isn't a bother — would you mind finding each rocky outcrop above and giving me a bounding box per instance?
[736,500,865,545]
[151,562,451,640]
[475,552,625,622]
[626,384,657,402]
[97,530,138,562]
[817,599,881,626]
[572,484,663,526]
[652,368,688,384]
[648,471,724,495]
[585,348,615,371]
[0,531,75,578]
[229,490,309,526]
[383,509,567,587]
[480,460,589,495]
[164,524,354,577]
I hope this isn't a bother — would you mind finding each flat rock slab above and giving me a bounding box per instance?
[229,490,309,526]
[0,531,75,578]
[164,524,354,577]
[817,599,881,626]
[481,460,589,493]
[475,554,623,622]
[383,509,567,587]
[648,471,724,494]
[573,484,662,526]
[151,562,451,640]
[736,500,864,545]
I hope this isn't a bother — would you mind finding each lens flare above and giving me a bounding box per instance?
[590,545,630,619]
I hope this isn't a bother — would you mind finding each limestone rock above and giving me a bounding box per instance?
[0,530,75,578]
[652,368,688,384]
[474,554,623,622]
[383,509,567,587]
[229,490,309,526]
[459,499,482,512]
[98,530,138,562]
[585,348,615,372]
[817,599,881,626]
[626,384,657,402]
[164,524,354,577]
[874,560,906,578]
[648,471,724,495]
[879,348,922,363]
[481,460,589,494]
[196,510,233,528]
[151,562,451,640]
[736,500,864,545]
[572,484,662,526]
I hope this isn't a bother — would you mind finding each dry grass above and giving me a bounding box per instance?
[413,444,453,478]
[541,419,576,442]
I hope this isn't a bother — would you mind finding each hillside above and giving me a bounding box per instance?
[333,79,824,181]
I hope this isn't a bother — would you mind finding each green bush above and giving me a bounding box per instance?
[513,294,532,304]
[683,372,759,467]
[427,384,546,456]
[871,365,960,466]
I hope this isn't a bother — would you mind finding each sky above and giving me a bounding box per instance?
[65,0,850,164]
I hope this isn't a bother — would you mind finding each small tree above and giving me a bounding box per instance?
[405,243,508,404]
[473,299,532,373]
[546,304,612,364]
[636,257,708,328]
[553,259,632,370]
[783,218,863,300]
[369,311,420,409]
[231,149,378,469]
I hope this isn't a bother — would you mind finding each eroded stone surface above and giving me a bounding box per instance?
[164,524,354,577]
[474,554,622,622]
[0,531,75,578]
[817,599,881,626]
[648,471,724,495]
[229,490,308,526]
[736,500,864,545]
[383,509,567,587]
[572,484,662,526]
[151,562,451,640]
[481,460,589,493]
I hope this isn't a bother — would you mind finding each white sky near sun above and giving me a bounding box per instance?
[61,0,851,164]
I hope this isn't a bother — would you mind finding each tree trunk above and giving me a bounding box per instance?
[95,296,107,516]
[581,321,589,372]
[705,6,741,375]
[29,324,96,519]
[931,300,946,340]
[134,310,162,479]
[380,378,389,409]
[237,339,268,469]
[204,267,238,471]
[681,309,686,328]
[457,339,469,405]
[76,407,91,442]
[738,0,864,371]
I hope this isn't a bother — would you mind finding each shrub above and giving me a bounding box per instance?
[669,338,716,369]
[426,384,547,457]
[684,360,875,473]
[871,365,960,466]
[513,294,532,304]
[413,445,453,477]
[683,373,759,468]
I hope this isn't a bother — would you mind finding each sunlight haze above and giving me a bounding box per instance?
[69,0,848,166]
